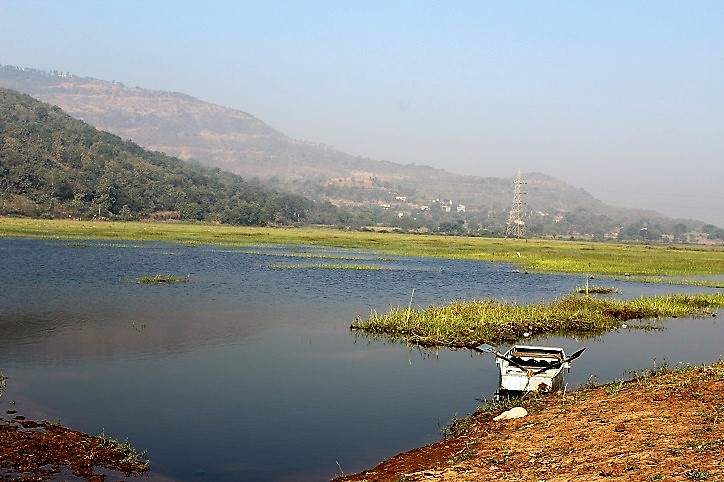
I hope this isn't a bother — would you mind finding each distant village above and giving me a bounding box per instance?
[318,178,721,244]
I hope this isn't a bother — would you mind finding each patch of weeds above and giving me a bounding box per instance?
[96,429,150,472]
[441,412,476,438]
[628,359,671,382]
[448,447,478,465]
[649,475,664,482]
[580,374,598,391]
[604,380,625,395]
[698,405,724,424]
[708,363,724,380]
[684,468,710,480]
[118,439,149,470]
[686,438,724,452]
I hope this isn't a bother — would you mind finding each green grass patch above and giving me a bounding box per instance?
[351,293,724,347]
[2,217,723,278]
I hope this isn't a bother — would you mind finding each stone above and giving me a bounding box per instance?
[493,406,528,421]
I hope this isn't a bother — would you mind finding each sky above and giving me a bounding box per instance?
[1,0,723,226]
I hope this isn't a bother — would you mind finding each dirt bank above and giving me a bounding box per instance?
[334,362,724,481]
[0,415,148,481]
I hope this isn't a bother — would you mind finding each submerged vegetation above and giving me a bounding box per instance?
[351,293,724,347]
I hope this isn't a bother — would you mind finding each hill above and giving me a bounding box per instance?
[1,65,720,241]
[0,88,342,225]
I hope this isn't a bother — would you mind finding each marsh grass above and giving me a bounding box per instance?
[2,218,722,278]
[576,286,620,294]
[351,293,724,347]
[620,275,724,289]
[136,274,190,284]
[97,429,150,472]
[241,249,392,262]
[269,263,388,270]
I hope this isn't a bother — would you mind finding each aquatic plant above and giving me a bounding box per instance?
[351,293,724,347]
[269,263,388,270]
[136,274,190,284]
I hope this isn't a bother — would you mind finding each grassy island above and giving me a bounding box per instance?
[351,293,724,347]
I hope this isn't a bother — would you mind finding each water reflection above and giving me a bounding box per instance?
[0,238,721,481]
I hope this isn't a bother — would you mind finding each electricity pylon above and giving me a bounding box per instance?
[505,169,526,239]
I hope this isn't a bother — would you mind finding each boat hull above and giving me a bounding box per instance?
[496,345,569,394]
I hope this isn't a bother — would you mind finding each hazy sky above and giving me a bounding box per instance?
[2,0,723,226]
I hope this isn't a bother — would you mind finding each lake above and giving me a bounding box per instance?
[0,238,721,481]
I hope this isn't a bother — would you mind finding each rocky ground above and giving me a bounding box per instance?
[333,362,724,482]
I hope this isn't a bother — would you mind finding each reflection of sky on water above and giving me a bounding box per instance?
[0,238,721,481]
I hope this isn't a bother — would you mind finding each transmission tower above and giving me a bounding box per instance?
[505,169,526,239]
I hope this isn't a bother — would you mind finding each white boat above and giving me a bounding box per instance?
[495,345,573,394]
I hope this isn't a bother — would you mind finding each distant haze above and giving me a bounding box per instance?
[1,0,722,226]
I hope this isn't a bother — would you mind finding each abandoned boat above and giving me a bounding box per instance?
[493,345,584,394]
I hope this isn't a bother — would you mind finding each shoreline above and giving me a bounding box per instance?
[332,361,724,481]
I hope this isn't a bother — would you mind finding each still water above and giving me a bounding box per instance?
[0,238,721,481]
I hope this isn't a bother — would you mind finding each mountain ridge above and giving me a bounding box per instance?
[1,64,720,241]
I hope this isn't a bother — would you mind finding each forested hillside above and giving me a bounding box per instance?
[0,88,342,225]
